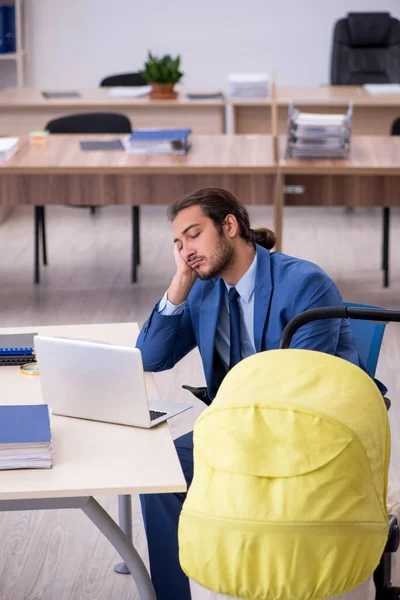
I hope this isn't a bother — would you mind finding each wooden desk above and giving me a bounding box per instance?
[0,133,276,283]
[275,136,400,283]
[231,86,400,135]
[0,134,276,207]
[0,87,226,134]
[0,321,185,599]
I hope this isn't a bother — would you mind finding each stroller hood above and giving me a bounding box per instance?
[179,349,390,600]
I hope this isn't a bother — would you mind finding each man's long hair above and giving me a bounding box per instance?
[167,188,277,250]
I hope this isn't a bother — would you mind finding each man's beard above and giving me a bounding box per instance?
[196,236,235,280]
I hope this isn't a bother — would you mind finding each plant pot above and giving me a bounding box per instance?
[150,83,178,100]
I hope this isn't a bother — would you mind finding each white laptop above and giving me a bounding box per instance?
[34,335,192,428]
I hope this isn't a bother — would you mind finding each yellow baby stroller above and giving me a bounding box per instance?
[179,306,400,600]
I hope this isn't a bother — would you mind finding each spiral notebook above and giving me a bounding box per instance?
[0,333,37,365]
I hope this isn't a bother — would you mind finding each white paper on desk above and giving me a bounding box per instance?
[0,137,18,151]
[364,84,400,95]
[108,86,152,98]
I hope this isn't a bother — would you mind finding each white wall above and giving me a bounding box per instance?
[27,0,400,89]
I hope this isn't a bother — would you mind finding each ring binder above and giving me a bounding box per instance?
[0,333,37,366]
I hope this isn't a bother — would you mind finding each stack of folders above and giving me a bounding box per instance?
[0,137,19,162]
[0,404,53,470]
[125,129,191,155]
[228,73,269,98]
[0,333,37,366]
[286,103,353,159]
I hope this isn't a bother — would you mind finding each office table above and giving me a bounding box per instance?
[0,134,277,282]
[0,321,187,600]
[276,136,400,285]
[0,87,226,134]
[231,85,400,135]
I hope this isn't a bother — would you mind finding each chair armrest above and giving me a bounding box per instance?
[182,385,212,406]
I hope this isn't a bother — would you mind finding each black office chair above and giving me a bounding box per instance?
[99,72,147,87]
[34,112,140,284]
[330,12,400,85]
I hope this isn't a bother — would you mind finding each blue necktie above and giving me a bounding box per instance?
[228,287,241,369]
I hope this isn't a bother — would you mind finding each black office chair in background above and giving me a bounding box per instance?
[34,112,139,284]
[330,12,400,85]
[99,72,147,88]
[330,12,400,288]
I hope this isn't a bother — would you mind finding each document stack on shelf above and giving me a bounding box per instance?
[286,103,353,159]
[228,73,269,98]
[0,404,53,470]
[0,137,19,162]
[125,128,191,155]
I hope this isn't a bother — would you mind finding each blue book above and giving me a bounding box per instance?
[127,128,191,142]
[5,5,15,53]
[0,7,6,54]
[126,128,191,155]
[0,404,52,470]
[0,404,51,445]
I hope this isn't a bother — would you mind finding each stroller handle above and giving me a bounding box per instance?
[279,306,400,349]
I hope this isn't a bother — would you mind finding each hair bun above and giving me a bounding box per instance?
[251,228,277,250]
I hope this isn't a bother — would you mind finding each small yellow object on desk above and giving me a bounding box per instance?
[29,130,49,145]
[20,362,39,376]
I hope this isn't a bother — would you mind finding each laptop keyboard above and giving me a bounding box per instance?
[149,409,168,421]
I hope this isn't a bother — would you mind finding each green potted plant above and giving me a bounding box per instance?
[140,52,183,99]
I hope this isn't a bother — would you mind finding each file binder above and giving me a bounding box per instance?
[5,5,15,53]
[0,333,37,366]
[0,7,6,54]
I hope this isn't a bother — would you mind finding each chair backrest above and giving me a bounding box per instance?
[45,112,132,134]
[391,117,400,135]
[344,301,387,376]
[99,72,147,87]
[330,12,400,85]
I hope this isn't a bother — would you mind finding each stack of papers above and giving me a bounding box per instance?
[228,73,269,98]
[125,129,191,155]
[0,404,53,470]
[107,86,152,98]
[0,137,19,162]
[364,84,400,95]
[286,107,352,159]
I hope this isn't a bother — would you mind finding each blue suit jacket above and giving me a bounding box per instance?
[136,245,367,399]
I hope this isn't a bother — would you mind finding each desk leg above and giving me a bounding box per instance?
[83,496,156,600]
[131,206,140,283]
[274,172,284,252]
[0,496,156,600]
[114,494,133,574]
[382,207,390,288]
